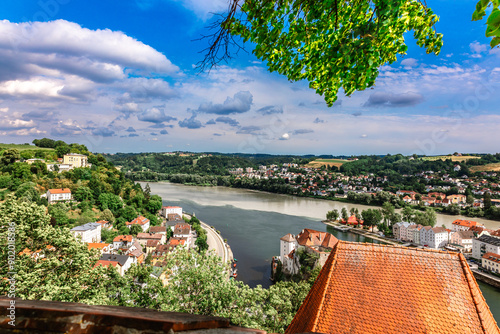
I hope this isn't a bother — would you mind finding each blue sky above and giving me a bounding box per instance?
[0,0,499,156]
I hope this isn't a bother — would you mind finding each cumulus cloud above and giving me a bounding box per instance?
[51,120,83,136]
[138,107,176,123]
[21,109,58,122]
[470,41,488,58]
[179,114,203,129]
[114,102,142,117]
[279,133,290,140]
[206,119,216,125]
[257,105,283,115]
[215,116,239,127]
[160,129,168,134]
[401,58,418,68]
[197,91,253,115]
[363,91,424,108]
[313,117,325,123]
[352,112,362,117]
[213,133,222,136]
[125,127,136,132]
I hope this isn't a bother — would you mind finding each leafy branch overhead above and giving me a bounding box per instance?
[473,0,500,47]
[199,0,443,106]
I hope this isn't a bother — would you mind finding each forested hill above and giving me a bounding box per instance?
[105,152,315,176]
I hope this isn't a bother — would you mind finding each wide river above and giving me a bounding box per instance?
[145,182,500,320]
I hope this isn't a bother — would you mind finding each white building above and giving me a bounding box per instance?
[125,216,150,232]
[63,153,89,168]
[70,222,101,243]
[173,223,192,248]
[280,233,298,275]
[162,206,183,218]
[419,226,449,249]
[98,254,136,276]
[46,188,72,204]
[472,235,500,260]
[113,235,134,250]
[482,253,500,273]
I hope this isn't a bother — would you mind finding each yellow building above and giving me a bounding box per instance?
[63,153,89,168]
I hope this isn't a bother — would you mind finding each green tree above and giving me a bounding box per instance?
[484,192,492,210]
[0,149,20,166]
[203,0,442,106]
[362,208,382,231]
[98,193,123,214]
[341,207,348,222]
[73,186,93,202]
[130,224,143,236]
[401,206,414,222]
[473,1,500,47]
[326,209,339,221]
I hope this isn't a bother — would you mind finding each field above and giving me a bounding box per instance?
[420,155,480,162]
[470,163,500,173]
[0,143,54,152]
[305,158,349,169]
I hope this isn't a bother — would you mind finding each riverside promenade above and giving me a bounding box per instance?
[322,220,401,246]
[183,213,233,264]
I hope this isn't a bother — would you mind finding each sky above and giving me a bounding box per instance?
[0,0,499,156]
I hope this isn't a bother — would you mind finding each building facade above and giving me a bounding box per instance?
[70,222,101,243]
[472,235,500,260]
[46,188,72,204]
[63,153,89,168]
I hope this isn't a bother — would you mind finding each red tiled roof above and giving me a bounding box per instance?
[483,252,500,264]
[174,223,191,235]
[94,260,118,268]
[296,229,338,249]
[137,232,162,240]
[163,206,181,209]
[126,216,150,226]
[146,240,160,247]
[150,226,167,233]
[88,243,110,250]
[286,241,500,334]
[168,237,186,247]
[453,219,479,228]
[47,188,71,194]
[113,235,133,242]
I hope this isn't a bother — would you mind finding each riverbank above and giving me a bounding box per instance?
[322,220,401,245]
[144,181,500,230]
[183,212,233,264]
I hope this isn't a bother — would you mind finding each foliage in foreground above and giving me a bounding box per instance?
[0,195,310,333]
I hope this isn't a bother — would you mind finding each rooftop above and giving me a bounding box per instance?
[70,222,100,232]
[48,188,71,194]
[478,235,500,247]
[483,252,500,264]
[286,241,500,334]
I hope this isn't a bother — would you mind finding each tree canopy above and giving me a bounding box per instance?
[473,0,500,47]
[201,0,443,106]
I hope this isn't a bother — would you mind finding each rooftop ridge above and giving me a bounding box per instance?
[458,253,500,333]
[340,240,462,256]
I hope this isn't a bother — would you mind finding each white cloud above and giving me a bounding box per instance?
[469,41,488,58]
[173,0,227,20]
[401,58,418,68]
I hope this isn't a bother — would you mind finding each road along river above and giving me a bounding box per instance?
[144,182,500,320]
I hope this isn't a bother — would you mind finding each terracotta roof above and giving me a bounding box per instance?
[126,216,150,226]
[146,240,160,247]
[280,233,295,242]
[88,243,110,250]
[94,260,118,268]
[163,206,182,209]
[453,219,480,228]
[137,232,162,240]
[296,229,338,249]
[286,241,500,334]
[174,223,191,235]
[150,226,167,233]
[47,188,71,194]
[113,235,133,243]
[483,253,500,264]
[168,237,186,247]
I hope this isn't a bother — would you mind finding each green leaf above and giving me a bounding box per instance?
[491,36,500,47]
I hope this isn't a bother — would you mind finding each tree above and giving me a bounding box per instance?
[466,195,475,205]
[130,224,142,236]
[73,186,93,202]
[0,149,20,166]
[326,209,339,221]
[201,0,442,106]
[362,209,382,231]
[401,206,414,222]
[472,1,500,47]
[381,202,395,227]
[341,207,348,222]
[98,193,123,214]
[484,192,492,210]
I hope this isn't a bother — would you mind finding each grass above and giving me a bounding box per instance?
[470,163,500,173]
[305,158,349,168]
[420,155,480,162]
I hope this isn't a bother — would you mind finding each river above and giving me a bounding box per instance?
[145,182,500,320]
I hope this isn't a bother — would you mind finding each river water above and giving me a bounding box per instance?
[145,182,500,320]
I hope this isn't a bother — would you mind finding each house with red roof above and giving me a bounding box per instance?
[279,229,338,275]
[113,235,134,249]
[46,188,72,204]
[162,206,182,218]
[452,219,483,232]
[125,216,150,232]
